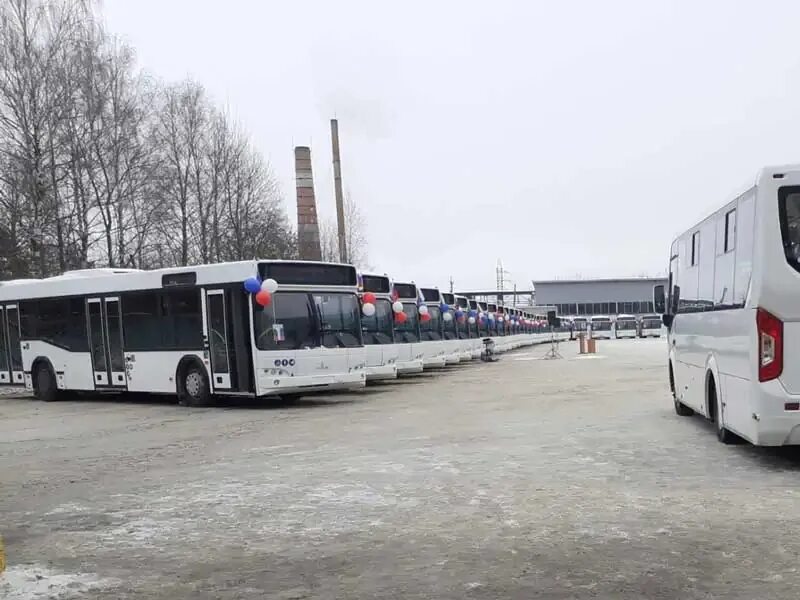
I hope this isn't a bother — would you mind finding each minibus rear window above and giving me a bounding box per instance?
[780,187,800,271]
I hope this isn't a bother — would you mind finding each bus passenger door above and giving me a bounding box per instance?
[0,306,10,384]
[87,297,127,388]
[5,305,24,384]
[203,289,231,390]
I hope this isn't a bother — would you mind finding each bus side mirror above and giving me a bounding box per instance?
[662,314,674,328]
[653,284,666,314]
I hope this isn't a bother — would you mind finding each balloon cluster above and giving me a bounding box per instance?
[419,304,431,323]
[361,292,377,317]
[243,276,278,307]
[440,303,453,322]
[392,300,407,324]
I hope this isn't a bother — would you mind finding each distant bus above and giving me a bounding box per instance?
[589,315,612,339]
[0,261,366,406]
[441,292,462,362]
[391,282,425,374]
[614,314,638,339]
[417,287,449,369]
[638,314,663,338]
[359,273,399,381]
[655,164,800,445]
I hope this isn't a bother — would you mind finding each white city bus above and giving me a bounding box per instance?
[455,295,477,360]
[639,314,663,338]
[359,273,399,381]
[416,286,449,369]
[655,164,800,446]
[441,293,463,362]
[589,315,612,339]
[0,261,366,406]
[391,282,424,374]
[614,314,638,339]
[467,299,483,358]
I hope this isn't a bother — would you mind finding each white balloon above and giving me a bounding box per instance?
[261,278,279,293]
[442,312,453,322]
[468,316,476,324]
[392,301,404,314]
[418,304,429,316]
[498,316,504,322]
[362,302,376,317]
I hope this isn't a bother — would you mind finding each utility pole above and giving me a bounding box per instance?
[449,276,454,293]
[330,119,348,263]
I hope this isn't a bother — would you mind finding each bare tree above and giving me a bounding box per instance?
[319,193,369,268]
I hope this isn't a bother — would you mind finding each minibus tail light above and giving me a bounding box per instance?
[757,308,783,382]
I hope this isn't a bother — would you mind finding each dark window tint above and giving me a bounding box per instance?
[6,307,22,370]
[207,294,230,373]
[442,293,455,305]
[315,293,362,348]
[780,187,800,272]
[362,299,395,344]
[724,209,736,253]
[361,275,391,293]
[19,298,88,351]
[393,283,417,300]
[254,292,317,350]
[260,262,357,286]
[105,300,125,373]
[691,231,699,266]
[394,302,420,342]
[88,301,107,373]
[163,289,202,348]
[420,306,442,341]
[0,309,8,372]
[122,292,162,350]
[456,297,468,308]
[162,272,196,287]
[420,288,440,303]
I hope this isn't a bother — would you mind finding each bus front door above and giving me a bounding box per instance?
[2,305,24,384]
[87,297,127,389]
[203,289,232,391]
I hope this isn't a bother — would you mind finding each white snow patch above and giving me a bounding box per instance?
[0,565,118,599]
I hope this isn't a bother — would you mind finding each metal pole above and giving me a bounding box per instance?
[330,119,348,263]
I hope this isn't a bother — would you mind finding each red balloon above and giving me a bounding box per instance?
[255,290,272,307]
[420,312,431,322]
[395,311,408,324]
[362,292,377,305]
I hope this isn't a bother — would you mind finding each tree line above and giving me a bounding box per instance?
[0,0,296,281]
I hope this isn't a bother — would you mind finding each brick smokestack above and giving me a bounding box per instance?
[294,146,322,261]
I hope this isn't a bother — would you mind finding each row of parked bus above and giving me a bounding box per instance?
[567,314,663,340]
[0,260,570,406]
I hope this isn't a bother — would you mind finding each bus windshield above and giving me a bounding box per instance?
[254,291,317,350]
[395,303,420,342]
[592,319,612,330]
[442,312,457,340]
[361,298,394,345]
[617,319,637,330]
[314,293,362,348]
[420,306,442,341]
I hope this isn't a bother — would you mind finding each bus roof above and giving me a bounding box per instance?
[0,260,357,302]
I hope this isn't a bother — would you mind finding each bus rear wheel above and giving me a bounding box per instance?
[178,363,211,407]
[34,363,58,402]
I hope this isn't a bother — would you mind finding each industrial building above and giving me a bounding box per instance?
[532,277,667,316]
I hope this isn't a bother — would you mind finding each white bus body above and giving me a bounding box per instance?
[0,261,366,405]
[614,314,638,339]
[417,286,449,369]
[658,164,800,446]
[639,314,663,338]
[391,282,424,374]
[359,273,399,381]
[455,295,477,361]
[589,315,612,339]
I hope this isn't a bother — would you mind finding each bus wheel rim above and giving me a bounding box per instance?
[186,372,203,397]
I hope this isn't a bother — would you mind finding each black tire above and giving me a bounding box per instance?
[715,397,737,444]
[178,364,211,407]
[34,363,58,402]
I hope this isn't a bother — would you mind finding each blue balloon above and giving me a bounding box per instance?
[440,303,450,313]
[469,310,477,318]
[243,277,261,294]
[455,309,464,318]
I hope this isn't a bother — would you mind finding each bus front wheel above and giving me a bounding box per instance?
[33,363,58,402]
[178,362,211,407]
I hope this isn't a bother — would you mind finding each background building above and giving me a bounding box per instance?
[532,278,666,316]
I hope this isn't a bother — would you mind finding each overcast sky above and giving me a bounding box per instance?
[104,0,800,291]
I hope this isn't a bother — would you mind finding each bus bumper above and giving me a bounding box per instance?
[397,359,424,375]
[423,355,448,369]
[257,372,366,396]
[366,364,398,381]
